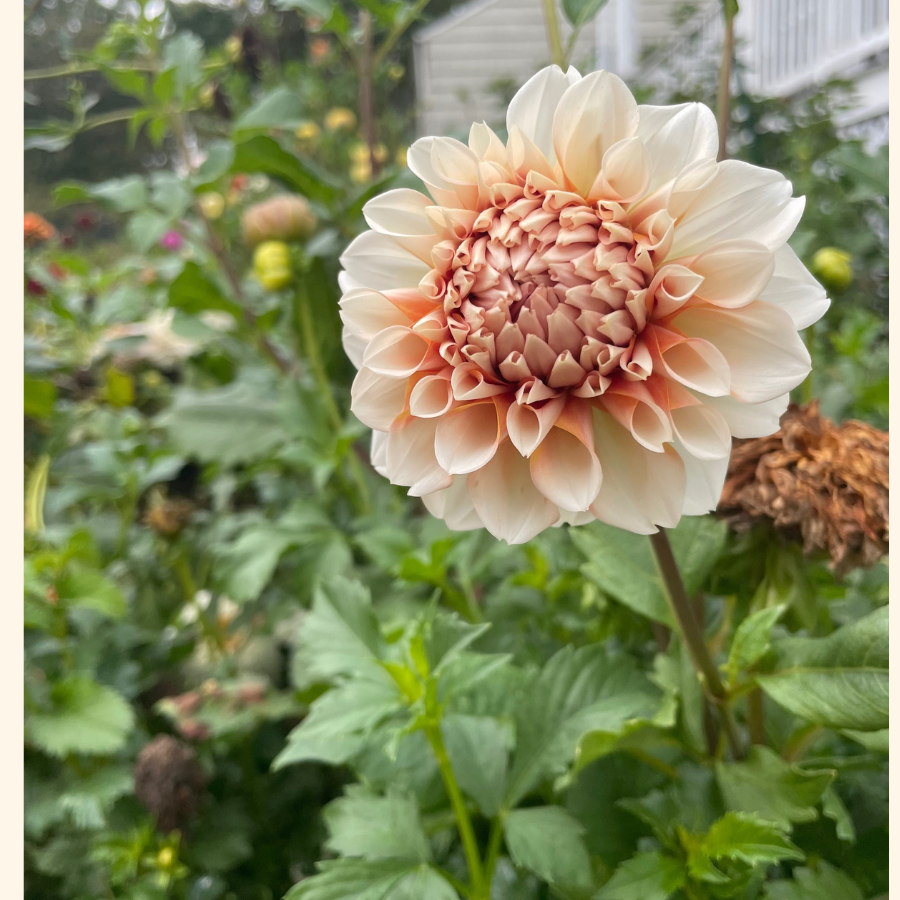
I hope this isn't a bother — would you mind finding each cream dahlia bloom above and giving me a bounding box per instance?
[338,66,830,544]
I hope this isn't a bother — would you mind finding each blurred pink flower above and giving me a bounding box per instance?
[160,230,185,251]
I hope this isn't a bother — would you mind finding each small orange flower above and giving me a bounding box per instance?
[24,212,56,246]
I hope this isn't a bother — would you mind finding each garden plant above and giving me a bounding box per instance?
[24,2,888,900]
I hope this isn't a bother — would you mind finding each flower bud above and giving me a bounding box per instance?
[324,107,356,132]
[810,247,852,291]
[198,191,225,220]
[253,240,293,291]
[242,194,316,246]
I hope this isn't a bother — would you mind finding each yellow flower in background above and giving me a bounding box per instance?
[295,120,321,143]
[387,63,405,81]
[224,35,242,63]
[325,107,356,132]
[350,161,372,184]
[198,192,225,220]
[395,146,408,168]
[253,240,293,291]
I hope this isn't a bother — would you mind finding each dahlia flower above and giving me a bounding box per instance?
[338,66,830,543]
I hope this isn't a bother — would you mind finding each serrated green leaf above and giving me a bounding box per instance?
[56,565,127,619]
[700,812,803,866]
[273,678,401,769]
[763,862,864,900]
[821,787,855,842]
[727,605,785,682]
[594,851,685,900]
[323,787,431,862]
[504,806,592,888]
[715,746,834,830]
[505,646,661,807]
[286,859,456,900]
[423,613,490,674]
[441,714,511,817]
[28,677,134,757]
[758,607,888,731]
[157,382,285,467]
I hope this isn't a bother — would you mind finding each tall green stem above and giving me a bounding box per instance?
[716,5,736,161]
[424,724,484,897]
[649,529,744,759]
[541,0,567,68]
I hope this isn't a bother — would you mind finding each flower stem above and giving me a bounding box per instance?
[649,529,744,760]
[716,5,736,161]
[424,723,484,897]
[481,817,505,898]
[541,0,567,69]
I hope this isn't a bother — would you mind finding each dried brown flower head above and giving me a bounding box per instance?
[134,734,207,833]
[143,497,195,537]
[718,401,888,576]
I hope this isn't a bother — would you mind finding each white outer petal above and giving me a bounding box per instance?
[421,477,484,532]
[674,439,730,515]
[342,328,367,369]
[340,231,430,291]
[701,392,789,439]
[760,244,831,329]
[636,102,718,193]
[670,160,805,258]
[506,64,581,166]
[370,429,388,476]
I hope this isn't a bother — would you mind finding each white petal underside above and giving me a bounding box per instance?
[467,440,560,544]
[760,244,831,329]
[670,160,805,258]
[675,439,730,515]
[340,231,431,291]
[702,392,789,439]
[674,301,810,404]
[421,477,484,531]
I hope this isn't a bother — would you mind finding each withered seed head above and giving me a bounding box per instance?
[718,401,888,577]
[134,734,207,833]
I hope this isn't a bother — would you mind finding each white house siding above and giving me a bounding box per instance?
[412,0,597,138]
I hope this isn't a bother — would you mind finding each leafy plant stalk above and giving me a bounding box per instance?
[649,529,744,759]
[541,0,567,68]
[716,0,737,160]
[423,723,485,897]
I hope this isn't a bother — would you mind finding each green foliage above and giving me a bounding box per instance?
[23,4,888,900]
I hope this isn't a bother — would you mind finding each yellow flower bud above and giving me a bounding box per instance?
[395,146,408,168]
[242,195,317,246]
[199,83,216,109]
[295,121,321,143]
[387,63,405,81]
[253,241,293,291]
[350,161,372,184]
[810,247,853,291]
[157,847,174,869]
[224,35,242,63]
[198,192,225,220]
[324,107,356,132]
[349,142,369,165]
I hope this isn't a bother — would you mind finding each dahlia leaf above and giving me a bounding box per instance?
[323,787,431,863]
[762,862,865,900]
[757,606,888,731]
[441,713,511,817]
[503,806,593,889]
[715,746,834,831]
[594,851,685,900]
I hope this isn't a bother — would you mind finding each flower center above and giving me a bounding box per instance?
[421,189,672,400]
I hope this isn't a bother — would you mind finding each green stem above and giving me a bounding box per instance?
[425,723,484,896]
[295,280,372,514]
[481,816,505,897]
[649,529,744,760]
[541,0,567,68]
[716,6,736,161]
[372,0,432,68]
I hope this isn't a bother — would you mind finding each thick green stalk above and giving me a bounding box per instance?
[716,5,736,160]
[649,529,744,759]
[424,723,484,897]
[541,0,567,68]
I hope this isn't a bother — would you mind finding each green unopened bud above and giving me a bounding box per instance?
[810,247,853,291]
[253,241,293,291]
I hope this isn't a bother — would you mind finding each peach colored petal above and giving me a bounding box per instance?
[340,288,412,341]
[434,398,508,475]
[467,439,560,543]
[363,325,440,377]
[409,371,454,418]
[600,380,673,452]
[351,367,409,431]
[421,477,484,531]
[385,414,452,497]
